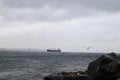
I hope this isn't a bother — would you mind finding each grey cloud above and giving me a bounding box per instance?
[0,5,96,22]
[1,0,120,22]
[2,0,120,12]
[2,7,69,22]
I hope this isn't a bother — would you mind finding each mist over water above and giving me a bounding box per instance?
[0,52,102,80]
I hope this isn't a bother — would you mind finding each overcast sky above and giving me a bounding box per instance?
[0,0,120,52]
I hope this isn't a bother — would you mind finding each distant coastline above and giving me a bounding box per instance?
[0,48,62,53]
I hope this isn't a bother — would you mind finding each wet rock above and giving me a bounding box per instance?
[87,52,120,80]
[44,75,89,80]
[44,71,91,80]
[59,71,87,76]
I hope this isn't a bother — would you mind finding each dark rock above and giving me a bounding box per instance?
[87,52,120,80]
[59,71,87,76]
[44,73,91,80]
[44,71,92,80]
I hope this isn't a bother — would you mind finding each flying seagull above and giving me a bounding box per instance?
[87,46,91,50]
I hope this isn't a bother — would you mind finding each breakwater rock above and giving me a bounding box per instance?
[44,52,120,80]
[44,71,92,80]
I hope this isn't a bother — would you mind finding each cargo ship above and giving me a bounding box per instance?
[47,48,61,52]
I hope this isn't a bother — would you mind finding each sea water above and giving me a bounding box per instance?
[0,52,103,80]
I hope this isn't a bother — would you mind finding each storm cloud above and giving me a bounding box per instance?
[0,0,120,52]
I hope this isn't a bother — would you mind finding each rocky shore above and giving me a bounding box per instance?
[44,52,120,80]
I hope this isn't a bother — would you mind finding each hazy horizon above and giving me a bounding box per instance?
[0,0,120,53]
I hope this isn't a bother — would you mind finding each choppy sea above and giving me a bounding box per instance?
[0,51,103,80]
